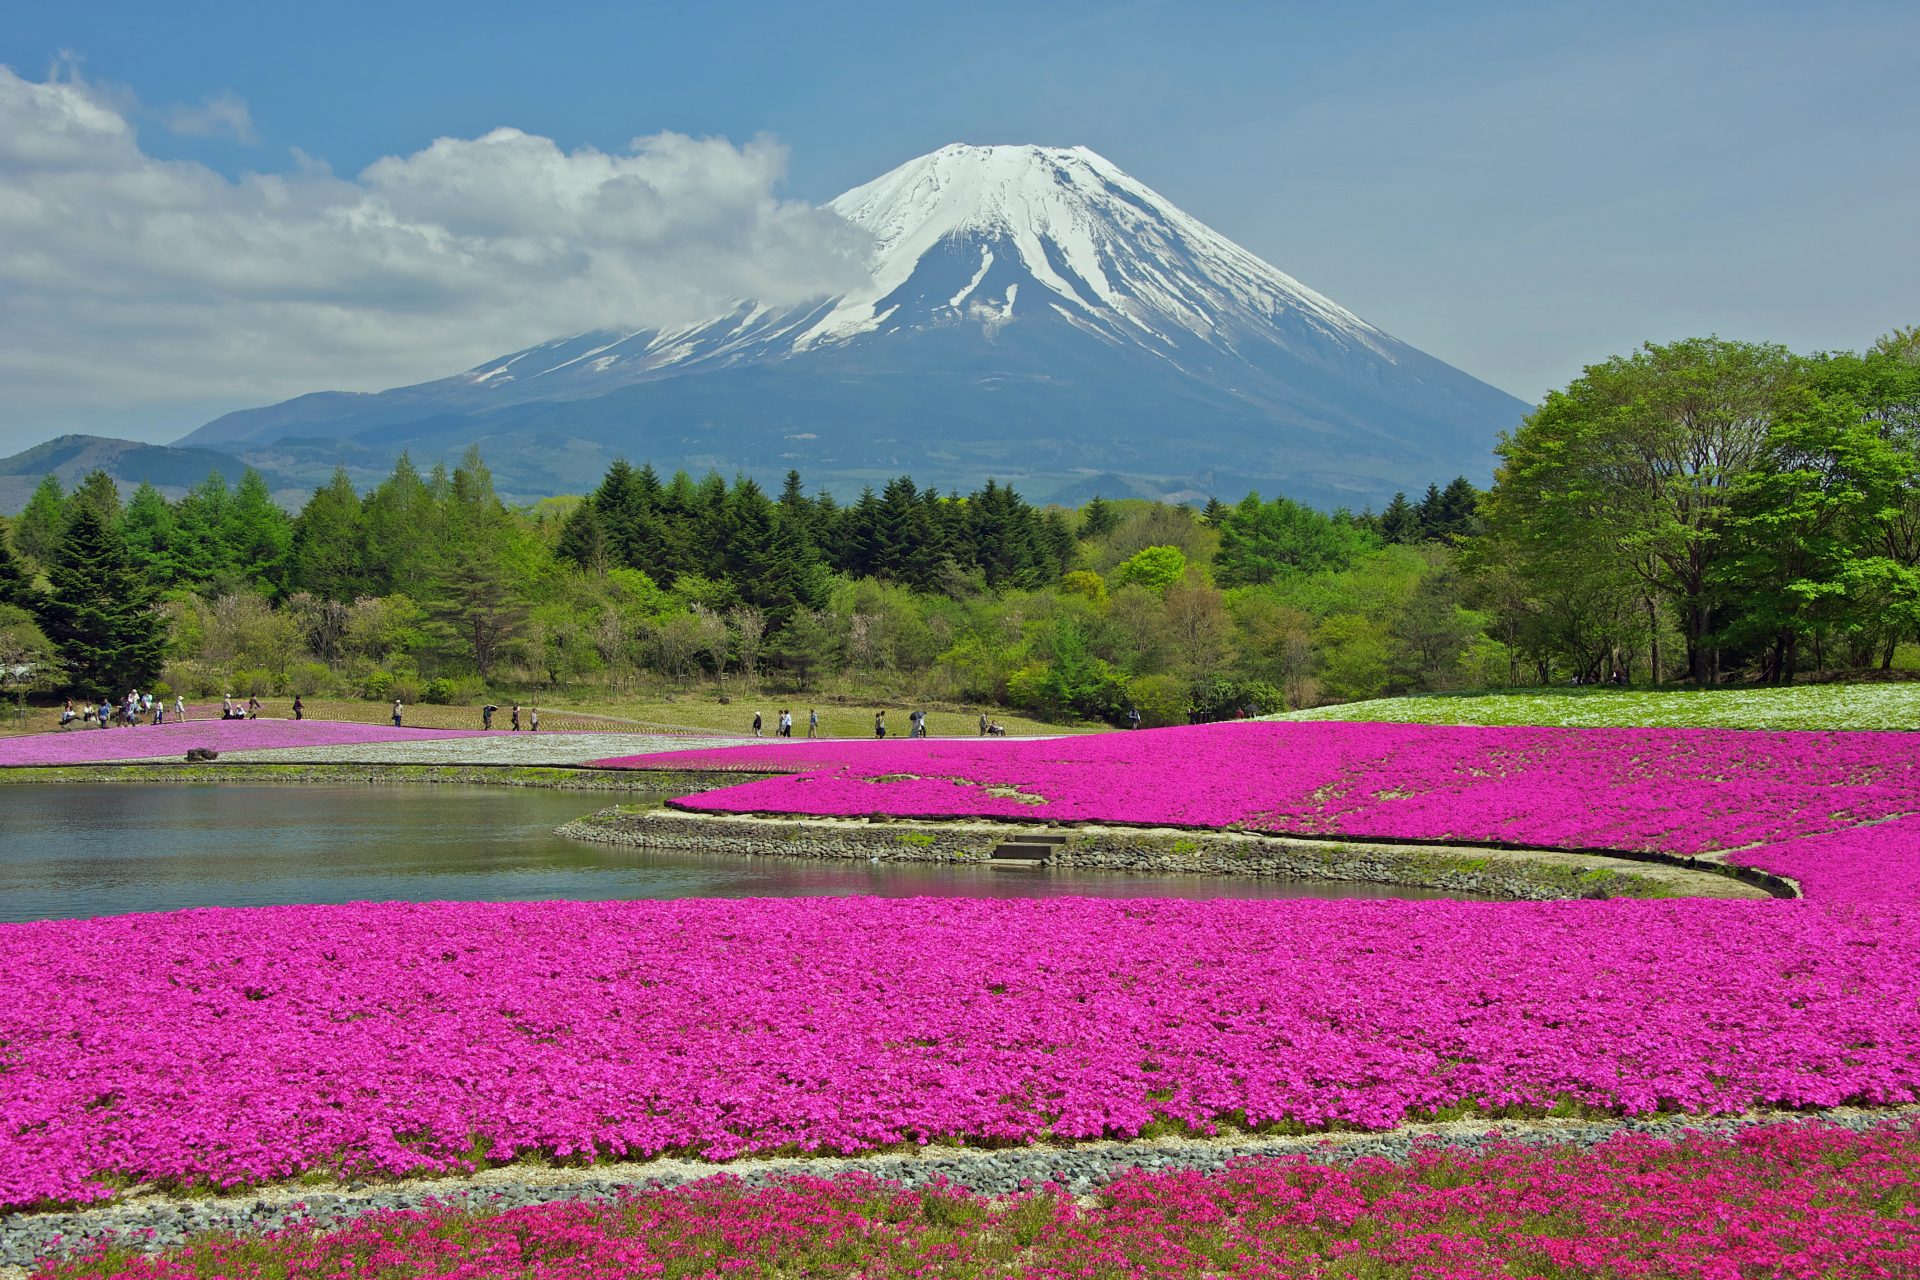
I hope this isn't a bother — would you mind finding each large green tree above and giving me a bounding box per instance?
[40,501,166,694]
[291,468,370,601]
[14,475,67,566]
[1489,337,1798,682]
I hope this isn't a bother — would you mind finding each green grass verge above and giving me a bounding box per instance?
[1282,682,1920,731]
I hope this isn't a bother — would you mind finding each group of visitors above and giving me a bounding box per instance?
[60,690,189,729]
[219,694,262,720]
[977,712,1007,736]
[478,703,539,731]
[869,708,942,739]
[753,709,815,738]
[1572,671,1629,686]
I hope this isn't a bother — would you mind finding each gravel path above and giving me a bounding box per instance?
[119,732,754,768]
[4,1107,1910,1274]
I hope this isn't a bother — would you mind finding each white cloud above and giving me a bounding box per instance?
[0,65,874,449]
[162,90,257,143]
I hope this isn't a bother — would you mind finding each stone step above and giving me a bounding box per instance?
[990,841,1055,861]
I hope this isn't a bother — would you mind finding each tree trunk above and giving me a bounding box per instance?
[1645,598,1660,685]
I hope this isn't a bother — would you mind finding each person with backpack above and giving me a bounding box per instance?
[808,708,819,738]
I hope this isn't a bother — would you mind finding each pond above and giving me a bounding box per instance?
[0,784,1481,923]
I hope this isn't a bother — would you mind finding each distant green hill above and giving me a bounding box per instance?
[0,434,306,513]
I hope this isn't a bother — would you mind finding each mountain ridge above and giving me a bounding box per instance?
[160,143,1526,507]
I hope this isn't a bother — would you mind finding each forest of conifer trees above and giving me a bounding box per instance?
[4,328,1913,724]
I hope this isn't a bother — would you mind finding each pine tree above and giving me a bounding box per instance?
[1434,476,1481,540]
[1379,492,1418,544]
[225,469,293,594]
[14,475,66,566]
[363,454,436,596]
[170,471,235,587]
[41,502,165,695]
[122,483,180,588]
[1080,494,1122,540]
[0,520,36,608]
[556,498,610,574]
[1199,496,1229,528]
[291,468,369,600]
[593,459,644,568]
[1413,483,1444,540]
[69,470,123,530]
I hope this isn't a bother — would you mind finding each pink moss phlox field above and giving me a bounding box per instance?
[36,1122,1920,1279]
[605,721,1920,901]
[4,897,1920,1209]
[0,720,490,767]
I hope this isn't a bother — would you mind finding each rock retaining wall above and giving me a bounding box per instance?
[556,808,1771,900]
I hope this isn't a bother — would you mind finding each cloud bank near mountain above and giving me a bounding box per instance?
[0,65,872,447]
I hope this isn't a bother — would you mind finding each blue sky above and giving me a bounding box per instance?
[1,0,1916,451]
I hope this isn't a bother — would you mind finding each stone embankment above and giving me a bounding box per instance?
[556,808,1776,900]
[1,1108,1902,1275]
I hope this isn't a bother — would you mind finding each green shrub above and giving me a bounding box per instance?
[231,668,273,698]
[1126,674,1188,727]
[288,662,331,697]
[362,670,394,701]
[422,677,458,705]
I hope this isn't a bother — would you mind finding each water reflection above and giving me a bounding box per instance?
[0,784,1476,923]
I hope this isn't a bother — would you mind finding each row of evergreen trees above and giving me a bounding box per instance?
[2,441,1486,703]
[556,465,1077,609]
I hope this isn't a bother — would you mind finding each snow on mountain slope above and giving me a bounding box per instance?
[179,144,1529,506]
[810,143,1384,354]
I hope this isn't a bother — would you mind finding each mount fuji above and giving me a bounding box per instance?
[176,144,1530,507]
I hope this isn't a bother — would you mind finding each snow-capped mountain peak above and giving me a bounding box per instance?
[797,142,1384,356]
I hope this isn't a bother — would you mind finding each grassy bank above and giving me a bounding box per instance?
[1,696,1094,740]
[1283,682,1920,731]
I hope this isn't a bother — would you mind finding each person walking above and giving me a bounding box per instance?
[175,693,186,722]
[246,696,260,720]
[391,698,403,727]
[1128,706,1142,730]
[807,708,819,738]
[98,697,111,728]
[753,711,763,737]
[511,704,522,732]
[778,709,792,738]
[482,703,497,730]
[152,698,163,726]
[292,695,304,721]
[530,705,539,733]
[874,710,886,738]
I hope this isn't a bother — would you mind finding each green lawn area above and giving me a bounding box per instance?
[1281,683,1920,731]
[1,694,1097,740]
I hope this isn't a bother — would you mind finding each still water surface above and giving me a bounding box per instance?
[1,784,1473,922]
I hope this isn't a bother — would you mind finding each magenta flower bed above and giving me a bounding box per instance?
[600,722,1920,901]
[0,720,488,767]
[36,1122,1920,1280]
[3,896,1918,1209]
